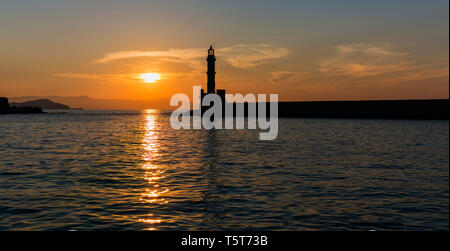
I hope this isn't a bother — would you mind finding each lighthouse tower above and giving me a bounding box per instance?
[207,45,216,94]
[199,45,225,112]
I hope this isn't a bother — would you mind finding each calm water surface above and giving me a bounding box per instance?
[0,110,448,230]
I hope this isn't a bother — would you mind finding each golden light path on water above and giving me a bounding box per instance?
[139,110,168,231]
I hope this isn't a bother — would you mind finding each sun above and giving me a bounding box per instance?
[139,73,161,83]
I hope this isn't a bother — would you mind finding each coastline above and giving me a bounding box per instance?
[191,99,449,120]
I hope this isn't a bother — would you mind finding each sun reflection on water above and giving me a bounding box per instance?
[138,110,168,230]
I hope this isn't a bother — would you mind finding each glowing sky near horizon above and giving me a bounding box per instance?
[0,0,448,107]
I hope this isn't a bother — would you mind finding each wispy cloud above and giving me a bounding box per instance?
[93,49,204,64]
[53,72,137,82]
[384,66,449,84]
[92,49,205,72]
[93,44,289,69]
[319,43,415,77]
[319,42,449,83]
[218,44,289,68]
[269,71,310,84]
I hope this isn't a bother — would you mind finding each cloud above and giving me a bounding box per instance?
[319,42,449,83]
[218,44,289,68]
[93,49,204,64]
[93,49,205,72]
[384,66,449,84]
[53,73,136,82]
[93,44,289,69]
[319,43,416,77]
[269,71,310,84]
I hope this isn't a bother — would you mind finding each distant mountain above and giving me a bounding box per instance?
[12,99,71,110]
[9,96,169,110]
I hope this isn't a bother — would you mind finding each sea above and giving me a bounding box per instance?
[0,110,448,230]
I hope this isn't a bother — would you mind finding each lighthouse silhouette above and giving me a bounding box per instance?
[201,45,226,105]
[207,45,216,94]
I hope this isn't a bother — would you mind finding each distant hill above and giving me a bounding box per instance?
[9,96,169,110]
[12,99,71,110]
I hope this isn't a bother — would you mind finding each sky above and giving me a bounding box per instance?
[0,0,448,107]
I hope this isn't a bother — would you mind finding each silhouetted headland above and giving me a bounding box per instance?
[0,97,44,114]
[12,99,71,110]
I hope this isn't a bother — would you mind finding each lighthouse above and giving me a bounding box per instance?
[207,45,216,94]
[200,45,226,111]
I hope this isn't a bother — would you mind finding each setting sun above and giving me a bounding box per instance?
[139,73,161,83]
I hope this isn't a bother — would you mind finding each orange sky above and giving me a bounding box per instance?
[0,1,448,109]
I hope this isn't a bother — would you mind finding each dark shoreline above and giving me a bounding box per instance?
[276,99,449,120]
[2,97,449,119]
[192,99,449,120]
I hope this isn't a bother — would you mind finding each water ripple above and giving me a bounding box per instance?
[0,111,448,230]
